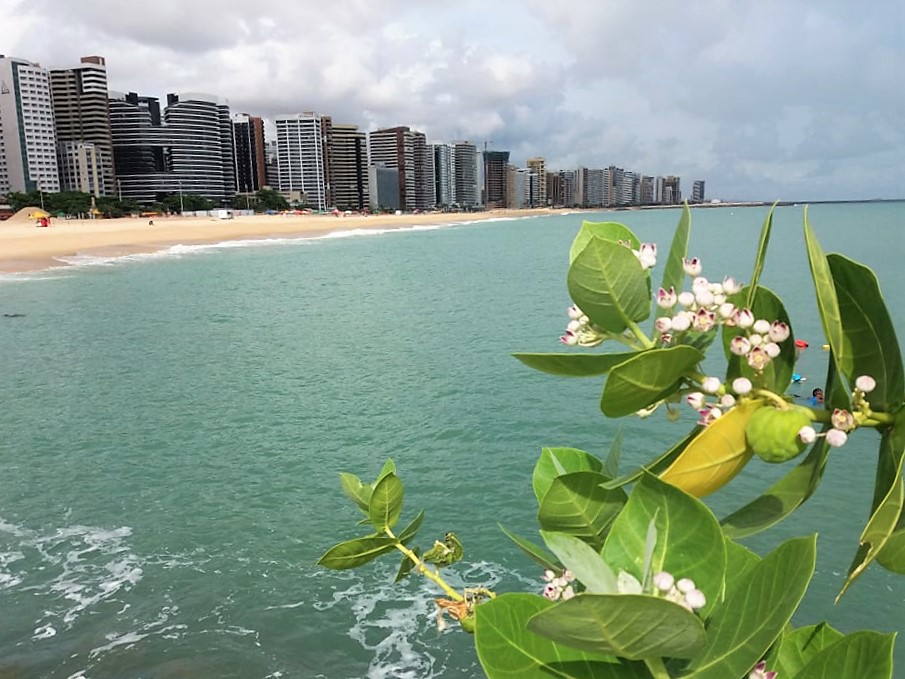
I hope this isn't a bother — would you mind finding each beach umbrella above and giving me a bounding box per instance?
[28,209,50,219]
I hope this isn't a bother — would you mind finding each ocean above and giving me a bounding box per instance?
[0,203,903,678]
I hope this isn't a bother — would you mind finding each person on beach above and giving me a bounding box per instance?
[807,388,824,406]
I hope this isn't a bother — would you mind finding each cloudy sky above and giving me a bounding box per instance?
[3,0,902,200]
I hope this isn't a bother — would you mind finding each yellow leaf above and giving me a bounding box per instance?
[660,401,762,497]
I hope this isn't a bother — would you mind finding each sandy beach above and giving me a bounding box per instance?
[0,208,560,274]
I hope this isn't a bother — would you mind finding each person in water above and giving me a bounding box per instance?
[807,388,824,406]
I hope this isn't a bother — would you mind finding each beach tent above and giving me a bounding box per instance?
[28,209,50,219]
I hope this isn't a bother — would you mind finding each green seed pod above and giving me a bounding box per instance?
[746,405,813,463]
[458,614,476,634]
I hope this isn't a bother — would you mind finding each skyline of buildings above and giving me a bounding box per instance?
[0,53,705,211]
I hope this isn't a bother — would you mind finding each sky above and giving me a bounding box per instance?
[2,0,903,201]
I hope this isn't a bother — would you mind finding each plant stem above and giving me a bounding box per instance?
[626,319,656,350]
[752,388,790,409]
[644,657,671,679]
[386,530,464,602]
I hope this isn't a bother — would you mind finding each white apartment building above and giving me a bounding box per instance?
[433,143,455,206]
[0,56,60,195]
[275,113,330,211]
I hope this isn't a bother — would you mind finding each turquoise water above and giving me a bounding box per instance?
[0,203,903,678]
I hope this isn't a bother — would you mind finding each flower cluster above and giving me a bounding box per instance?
[560,305,606,347]
[749,660,778,679]
[726,314,790,373]
[684,377,752,426]
[798,375,877,449]
[652,571,706,612]
[542,569,575,601]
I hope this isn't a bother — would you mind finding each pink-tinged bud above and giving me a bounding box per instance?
[764,342,781,358]
[719,303,737,319]
[799,426,817,444]
[732,377,753,395]
[709,282,724,295]
[684,588,706,610]
[653,571,674,591]
[544,569,555,581]
[722,276,742,294]
[660,333,673,345]
[686,392,705,409]
[748,333,763,347]
[713,293,727,306]
[671,312,692,332]
[678,291,695,307]
[568,305,583,320]
[736,308,755,329]
[720,394,737,409]
[657,286,678,309]
[692,308,717,332]
[730,336,751,356]
[749,661,777,679]
[692,275,709,290]
[676,578,695,593]
[640,242,657,260]
[567,319,582,333]
[543,583,557,599]
[856,375,877,393]
[695,289,715,307]
[747,346,771,371]
[826,428,848,447]
[831,408,855,431]
[702,376,722,394]
[560,332,578,346]
[753,319,771,334]
[561,585,575,600]
[655,317,672,333]
[768,321,790,342]
[683,257,702,276]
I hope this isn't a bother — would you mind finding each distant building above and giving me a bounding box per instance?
[692,180,705,203]
[330,124,369,211]
[507,166,530,209]
[576,168,605,207]
[527,157,546,206]
[368,126,434,210]
[0,55,60,195]
[640,175,654,205]
[274,112,331,211]
[368,163,400,210]
[663,175,682,204]
[453,141,479,207]
[482,150,509,208]
[264,139,278,188]
[433,143,455,206]
[50,55,114,197]
[232,113,266,194]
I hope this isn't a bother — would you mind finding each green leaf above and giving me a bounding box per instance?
[722,286,795,393]
[368,473,403,531]
[764,623,843,678]
[604,429,623,479]
[537,471,628,549]
[721,436,830,538]
[513,351,637,377]
[803,209,851,411]
[528,594,706,660]
[839,412,905,599]
[685,535,817,679]
[395,545,420,582]
[601,346,704,418]
[602,428,699,490]
[655,202,691,322]
[827,253,905,412]
[722,539,760,601]
[376,458,396,483]
[570,221,640,264]
[317,535,397,570]
[474,593,652,679]
[602,475,726,616]
[567,236,651,334]
[791,630,895,679]
[498,524,560,572]
[540,531,618,594]
[746,202,777,308]
[339,472,372,514]
[659,400,760,497]
[533,447,604,504]
[397,509,424,543]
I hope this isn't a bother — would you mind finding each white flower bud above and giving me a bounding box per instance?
[798,426,817,444]
[678,291,695,307]
[684,588,706,610]
[702,376,722,394]
[676,578,695,593]
[768,321,790,343]
[561,585,575,600]
[713,294,726,306]
[655,317,672,333]
[695,289,715,307]
[826,428,848,447]
[719,303,737,319]
[764,342,781,358]
[732,377,753,395]
[753,319,771,334]
[856,375,877,393]
[567,320,582,333]
[683,257,702,276]
[692,276,709,292]
[568,305,583,320]
[709,282,724,295]
[730,336,751,356]
[736,308,755,329]
[722,276,742,294]
[748,333,763,347]
[720,394,736,409]
[560,332,578,346]
[686,392,705,409]
[653,571,674,592]
[671,313,692,332]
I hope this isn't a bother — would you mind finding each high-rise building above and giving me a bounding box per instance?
[507,166,529,209]
[109,91,234,205]
[663,176,682,204]
[50,55,114,197]
[275,112,331,210]
[692,180,705,203]
[368,163,400,211]
[433,143,455,207]
[482,150,509,208]
[576,167,605,207]
[264,139,278,189]
[547,170,576,207]
[640,175,654,205]
[453,141,478,207]
[368,126,433,210]
[232,113,266,194]
[329,124,368,211]
[526,157,546,207]
[0,55,60,196]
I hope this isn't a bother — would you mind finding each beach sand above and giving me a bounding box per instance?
[0,209,559,274]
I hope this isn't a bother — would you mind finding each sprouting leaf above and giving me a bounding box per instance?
[746,202,777,308]
[655,202,691,323]
[474,594,651,679]
[540,531,618,594]
[395,546,421,582]
[317,535,397,570]
[528,594,706,660]
[659,400,761,497]
[368,473,403,531]
[397,509,424,543]
[601,346,704,418]
[339,472,372,514]
[376,459,396,483]
[537,471,627,549]
[567,236,651,335]
[498,524,560,572]
[570,221,640,263]
[533,447,603,504]
[512,351,638,377]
